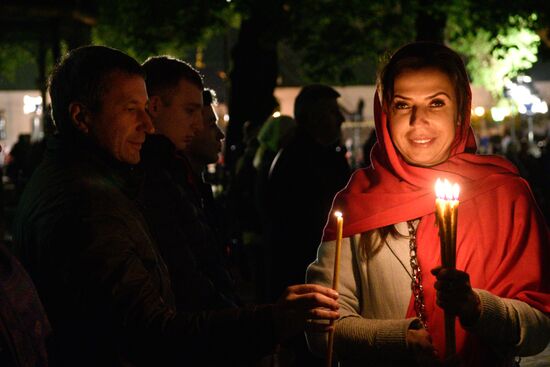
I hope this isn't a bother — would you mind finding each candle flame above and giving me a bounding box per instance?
[435,178,460,201]
[334,211,342,218]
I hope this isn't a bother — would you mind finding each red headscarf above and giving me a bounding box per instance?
[323,90,550,364]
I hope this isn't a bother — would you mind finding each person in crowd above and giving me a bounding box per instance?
[0,242,51,367]
[254,114,296,302]
[12,46,339,367]
[139,58,238,313]
[0,138,51,367]
[184,89,225,176]
[360,129,377,168]
[182,88,237,282]
[227,118,264,290]
[266,84,351,301]
[184,88,228,236]
[5,134,31,197]
[264,85,351,366]
[253,114,296,174]
[140,55,340,366]
[306,42,550,366]
[253,114,296,202]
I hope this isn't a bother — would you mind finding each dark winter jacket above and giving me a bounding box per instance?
[13,135,276,367]
[139,134,237,312]
[265,129,351,301]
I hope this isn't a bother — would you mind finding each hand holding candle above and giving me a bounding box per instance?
[434,178,460,358]
[326,211,343,367]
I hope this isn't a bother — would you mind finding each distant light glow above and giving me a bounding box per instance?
[223,114,230,122]
[491,107,507,122]
[508,85,532,106]
[473,106,485,117]
[23,95,42,114]
[532,101,548,114]
[272,111,281,118]
[506,79,549,115]
[517,75,532,83]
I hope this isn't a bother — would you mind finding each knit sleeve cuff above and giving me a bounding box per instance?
[331,316,417,361]
[462,289,519,348]
[375,318,417,351]
[463,289,507,331]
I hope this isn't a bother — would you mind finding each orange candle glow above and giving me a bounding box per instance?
[434,178,460,358]
[435,178,460,268]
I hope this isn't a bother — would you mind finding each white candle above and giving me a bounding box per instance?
[326,211,343,367]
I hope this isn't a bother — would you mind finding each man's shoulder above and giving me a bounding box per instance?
[24,150,135,215]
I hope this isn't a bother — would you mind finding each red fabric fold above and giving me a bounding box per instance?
[323,90,550,364]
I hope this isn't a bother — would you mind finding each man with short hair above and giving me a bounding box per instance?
[13,45,162,366]
[184,88,228,257]
[13,47,339,367]
[185,88,225,175]
[140,58,238,312]
[141,55,204,151]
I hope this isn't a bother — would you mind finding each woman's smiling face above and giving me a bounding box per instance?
[388,67,458,167]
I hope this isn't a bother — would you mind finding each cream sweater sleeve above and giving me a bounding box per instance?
[305,237,417,363]
[466,289,550,357]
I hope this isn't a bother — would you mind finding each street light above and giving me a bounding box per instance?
[505,77,548,151]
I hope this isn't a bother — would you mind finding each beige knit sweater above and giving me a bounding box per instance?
[305,222,550,366]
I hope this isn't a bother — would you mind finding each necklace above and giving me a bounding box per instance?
[407,220,427,329]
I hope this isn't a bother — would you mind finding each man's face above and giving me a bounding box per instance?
[315,97,345,146]
[88,72,153,164]
[151,79,203,151]
[185,104,224,166]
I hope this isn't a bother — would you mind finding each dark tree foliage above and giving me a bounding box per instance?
[285,0,416,84]
[3,0,550,171]
[94,0,231,60]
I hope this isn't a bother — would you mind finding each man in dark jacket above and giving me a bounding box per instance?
[141,57,342,366]
[264,85,351,366]
[13,47,339,367]
[184,88,231,269]
[140,57,238,314]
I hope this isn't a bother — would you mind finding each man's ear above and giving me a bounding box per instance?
[147,95,163,118]
[68,102,91,134]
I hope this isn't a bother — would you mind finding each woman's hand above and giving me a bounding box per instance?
[408,327,463,366]
[273,284,340,341]
[407,328,440,366]
[431,267,481,326]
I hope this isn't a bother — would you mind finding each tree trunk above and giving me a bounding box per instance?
[415,1,447,43]
[225,7,281,174]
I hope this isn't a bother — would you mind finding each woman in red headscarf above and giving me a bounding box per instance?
[306,42,550,367]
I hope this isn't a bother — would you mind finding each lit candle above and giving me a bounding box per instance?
[331,211,344,291]
[326,211,343,367]
[434,178,460,358]
[435,178,460,268]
